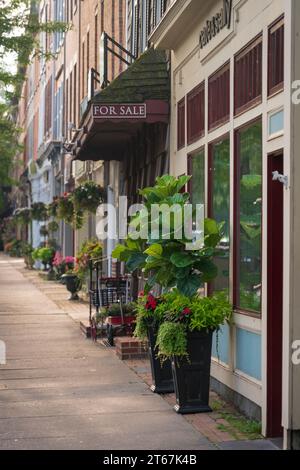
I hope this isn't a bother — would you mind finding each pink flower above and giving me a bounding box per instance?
[53,252,63,267]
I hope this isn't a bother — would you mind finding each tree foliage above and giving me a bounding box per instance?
[0,0,68,214]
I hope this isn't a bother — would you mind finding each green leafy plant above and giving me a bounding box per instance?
[74,239,103,282]
[4,239,23,257]
[21,242,34,269]
[156,322,188,361]
[48,221,59,233]
[14,207,32,225]
[134,293,164,340]
[100,302,137,320]
[113,175,223,297]
[31,202,48,222]
[32,247,55,270]
[39,225,49,237]
[56,194,84,229]
[155,291,232,361]
[73,181,105,213]
[48,199,59,218]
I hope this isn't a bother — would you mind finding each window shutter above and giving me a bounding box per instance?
[208,62,230,131]
[177,98,186,150]
[268,16,284,96]
[187,82,205,144]
[234,35,262,115]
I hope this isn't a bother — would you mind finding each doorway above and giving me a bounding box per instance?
[267,151,284,437]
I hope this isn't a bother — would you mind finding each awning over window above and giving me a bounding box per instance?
[72,48,170,162]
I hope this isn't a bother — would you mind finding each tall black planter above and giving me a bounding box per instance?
[172,330,213,414]
[148,326,174,394]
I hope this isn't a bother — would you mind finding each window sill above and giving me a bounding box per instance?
[234,96,262,119]
[187,131,205,146]
[208,116,230,133]
[268,83,284,100]
[177,143,186,151]
[234,308,261,319]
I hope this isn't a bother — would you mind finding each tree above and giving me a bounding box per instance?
[0,0,68,213]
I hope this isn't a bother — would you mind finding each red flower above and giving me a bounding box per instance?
[182,308,191,316]
[138,291,145,298]
[145,294,157,311]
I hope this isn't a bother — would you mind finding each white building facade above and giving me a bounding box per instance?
[151,0,300,449]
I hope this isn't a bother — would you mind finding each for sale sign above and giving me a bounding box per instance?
[93,103,147,119]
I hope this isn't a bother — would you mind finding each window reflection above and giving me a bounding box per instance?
[210,138,230,294]
[237,121,262,312]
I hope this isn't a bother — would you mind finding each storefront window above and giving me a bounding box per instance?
[235,121,262,313]
[188,149,205,296]
[188,149,205,207]
[209,137,230,294]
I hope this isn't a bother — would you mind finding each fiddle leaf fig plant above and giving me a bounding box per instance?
[112,175,224,297]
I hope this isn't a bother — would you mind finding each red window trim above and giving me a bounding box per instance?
[177,98,186,150]
[233,117,263,318]
[268,15,284,98]
[234,33,263,117]
[208,62,230,132]
[187,82,205,145]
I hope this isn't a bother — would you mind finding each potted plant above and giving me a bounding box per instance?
[48,220,59,234]
[52,252,75,279]
[22,242,34,269]
[134,292,174,394]
[61,272,82,300]
[156,291,232,414]
[14,208,32,226]
[113,175,230,408]
[101,302,137,346]
[31,202,48,222]
[56,193,84,229]
[32,247,55,271]
[48,198,59,218]
[74,239,103,290]
[39,225,49,238]
[73,181,105,214]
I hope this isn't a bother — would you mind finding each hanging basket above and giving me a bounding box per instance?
[73,181,105,214]
[14,208,32,226]
[31,202,48,221]
[57,194,84,229]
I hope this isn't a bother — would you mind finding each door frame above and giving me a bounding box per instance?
[266,150,284,438]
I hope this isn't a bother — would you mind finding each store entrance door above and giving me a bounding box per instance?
[267,151,284,438]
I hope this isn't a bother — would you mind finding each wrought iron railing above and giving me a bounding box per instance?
[88,32,137,98]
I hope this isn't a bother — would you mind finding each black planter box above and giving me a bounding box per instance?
[172,329,213,414]
[148,326,174,394]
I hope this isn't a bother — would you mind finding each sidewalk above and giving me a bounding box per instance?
[0,255,215,450]
[0,255,281,450]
